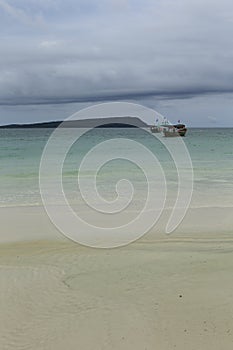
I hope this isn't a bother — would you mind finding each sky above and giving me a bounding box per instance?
[0,0,233,126]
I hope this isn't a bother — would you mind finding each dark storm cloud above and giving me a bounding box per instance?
[2,86,233,106]
[0,0,233,125]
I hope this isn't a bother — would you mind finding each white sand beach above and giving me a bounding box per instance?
[1,205,233,350]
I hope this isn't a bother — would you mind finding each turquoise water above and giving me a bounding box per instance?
[0,128,233,209]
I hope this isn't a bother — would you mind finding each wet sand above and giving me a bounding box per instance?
[1,206,233,349]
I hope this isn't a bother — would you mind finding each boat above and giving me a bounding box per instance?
[150,125,160,133]
[162,123,187,137]
[150,117,161,133]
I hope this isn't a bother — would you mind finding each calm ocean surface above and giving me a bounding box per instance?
[0,127,233,209]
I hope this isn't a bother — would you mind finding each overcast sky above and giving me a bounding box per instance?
[0,0,233,126]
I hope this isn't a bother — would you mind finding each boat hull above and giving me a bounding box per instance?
[163,128,187,137]
[150,126,160,133]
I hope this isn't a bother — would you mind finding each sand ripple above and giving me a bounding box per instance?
[1,240,233,350]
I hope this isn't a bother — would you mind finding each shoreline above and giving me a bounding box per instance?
[0,204,233,245]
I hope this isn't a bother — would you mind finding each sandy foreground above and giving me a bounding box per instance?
[1,206,233,349]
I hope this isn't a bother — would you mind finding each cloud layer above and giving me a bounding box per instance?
[0,0,233,125]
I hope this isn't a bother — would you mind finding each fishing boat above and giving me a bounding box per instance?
[150,125,160,133]
[163,123,187,137]
[150,118,161,133]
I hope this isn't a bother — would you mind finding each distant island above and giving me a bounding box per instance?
[0,117,149,129]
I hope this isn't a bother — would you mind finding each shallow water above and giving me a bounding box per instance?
[0,127,232,209]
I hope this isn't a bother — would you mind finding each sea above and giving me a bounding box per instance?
[0,128,233,207]
[0,127,233,242]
